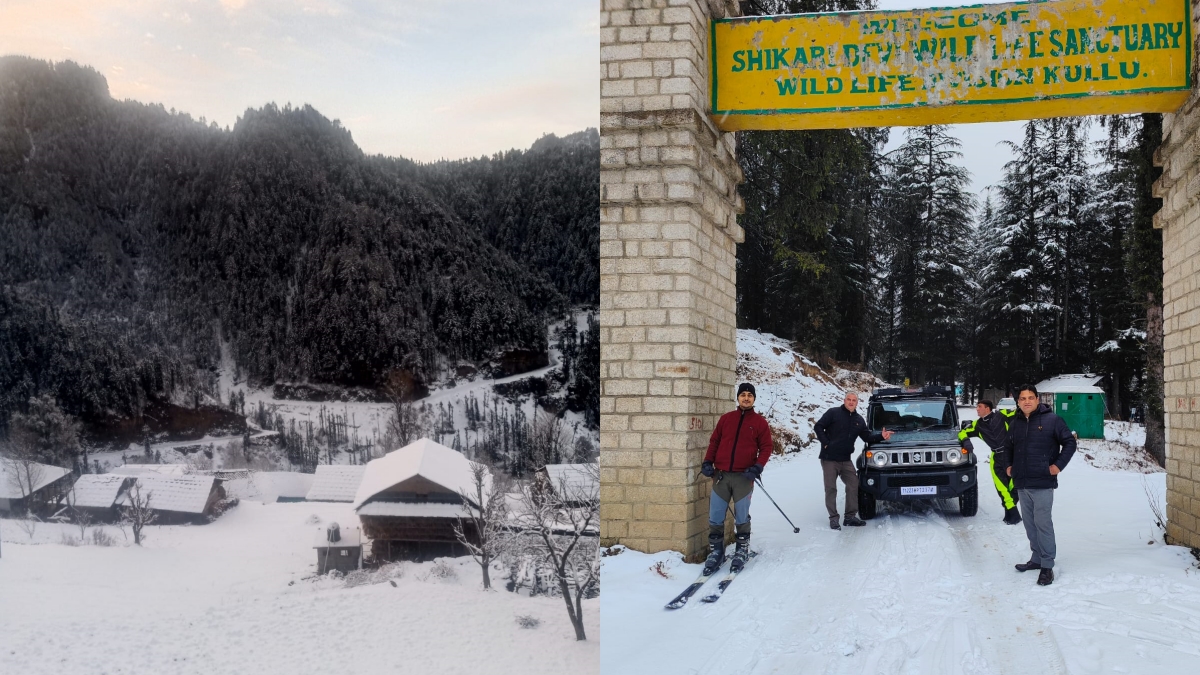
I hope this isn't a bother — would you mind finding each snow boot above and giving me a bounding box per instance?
[1014,560,1042,572]
[729,532,751,573]
[844,514,866,527]
[829,516,841,531]
[1003,507,1022,525]
[1037,568,1055,586]
[702,530,725,576]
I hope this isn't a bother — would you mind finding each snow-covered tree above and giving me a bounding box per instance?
[506,462,599,641]
[876,125,975,384]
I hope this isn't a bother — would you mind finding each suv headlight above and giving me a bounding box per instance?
[946,448,964,465]
[868,450,889,467]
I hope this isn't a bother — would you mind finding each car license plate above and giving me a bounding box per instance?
[900,486,937,496]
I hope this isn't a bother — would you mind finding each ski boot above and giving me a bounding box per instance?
[701,530,725,576]
[729,532,751,573]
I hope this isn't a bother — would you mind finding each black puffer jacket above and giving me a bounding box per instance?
[814,405,885,462]
[995,403,1076,489]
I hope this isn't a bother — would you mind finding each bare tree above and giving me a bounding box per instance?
[452,461,509,590]
[383,377,426,450]
[63,488,94,540]
[121,481,157,545]
[507,462,599,641]
[15,514,39,542]
[528,411,573,471]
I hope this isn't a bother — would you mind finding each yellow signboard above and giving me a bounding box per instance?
[710,0,1191,130]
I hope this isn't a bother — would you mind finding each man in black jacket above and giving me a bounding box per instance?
[995,385,1077,586]
[814,393,893,529]
[959,400,1020,524]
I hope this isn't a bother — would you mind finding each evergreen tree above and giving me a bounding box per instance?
[876,125,975,385]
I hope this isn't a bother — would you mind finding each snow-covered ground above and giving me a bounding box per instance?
[0,501,598,674]
[603,333,1196,674]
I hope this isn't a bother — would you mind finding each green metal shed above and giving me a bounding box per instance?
[1035,375,1107,439]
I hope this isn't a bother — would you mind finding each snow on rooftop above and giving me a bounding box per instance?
[353,438,481,510]
[355,501,474,519]
[1035,374,1106,394]
[541,464,599,501]
[260,472,315,500]
[0,460,71,500]
[312,525,362,548]
[305,465,366,502]
[109,464,189,477]
[115,475,218,515]
[69,474,131,509]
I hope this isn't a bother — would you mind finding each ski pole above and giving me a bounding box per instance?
[755,478,800,533]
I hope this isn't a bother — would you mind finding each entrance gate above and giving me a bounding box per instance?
[600,0,1200,558]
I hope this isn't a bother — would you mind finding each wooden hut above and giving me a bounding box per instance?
[115,474,227,523]
[536,464,599,507]
[69,474,136,521]
[0,459,71,515]
[353,438,484,562]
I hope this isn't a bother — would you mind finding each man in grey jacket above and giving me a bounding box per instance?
[995,384,1077,586]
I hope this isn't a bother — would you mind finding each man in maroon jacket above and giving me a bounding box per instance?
[700,382,773,574]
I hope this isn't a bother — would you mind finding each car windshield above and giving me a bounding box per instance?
[869,400,955,431]
[999,398,1015,406]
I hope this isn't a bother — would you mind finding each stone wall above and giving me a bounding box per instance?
[1152,6,1200,549]
[599,0,745,559]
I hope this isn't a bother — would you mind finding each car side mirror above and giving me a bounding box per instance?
[960,421,971,430]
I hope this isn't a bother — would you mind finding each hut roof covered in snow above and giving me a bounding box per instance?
[353,438,483,510]
[540,463,599,502]
[115,475,219,515]
[305,465,367,502]
[0,460,71,500]
[260,472,315,501]
[1035,374,1106,394]
[109,464,189,477]
[69,474,132,509]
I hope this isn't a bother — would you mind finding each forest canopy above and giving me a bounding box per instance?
[0,57,599,429]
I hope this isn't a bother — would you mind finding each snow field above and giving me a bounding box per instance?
[602,429,1200,675]
[0,501,598,675]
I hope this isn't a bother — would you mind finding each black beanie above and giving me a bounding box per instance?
[737,382,756,398]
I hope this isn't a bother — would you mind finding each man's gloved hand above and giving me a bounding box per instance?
[701,461,715,478]
[961,437,974,452]
[742,464,763,480]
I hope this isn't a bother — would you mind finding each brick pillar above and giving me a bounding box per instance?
[1152,4,1200,549]
[599,0,745,560]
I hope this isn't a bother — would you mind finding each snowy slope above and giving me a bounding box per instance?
[0,502,598,675]
[602,333,1198,674]
[736,329,890,451]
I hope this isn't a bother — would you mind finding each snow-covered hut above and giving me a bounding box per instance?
[1035,374,1107,439]
[69,474,136,520]
[314,522,363,574]
[537,463,599,506]
[0,459,72,514]
[115,474,226,523]
[353,438,483,561]
[305,465,366,502]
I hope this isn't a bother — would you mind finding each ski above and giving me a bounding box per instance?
[664,561,726,610]
[699,550,757,603]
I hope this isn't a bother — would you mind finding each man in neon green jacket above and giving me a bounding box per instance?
[959,400,1020,524]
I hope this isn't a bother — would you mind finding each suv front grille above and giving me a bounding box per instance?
[888,451,944,466]
[889,475,951,488]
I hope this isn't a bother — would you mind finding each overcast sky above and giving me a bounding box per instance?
[0,0,598,162]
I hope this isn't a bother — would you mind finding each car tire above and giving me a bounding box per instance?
[959,485,978,517]
[859,489,877,520]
